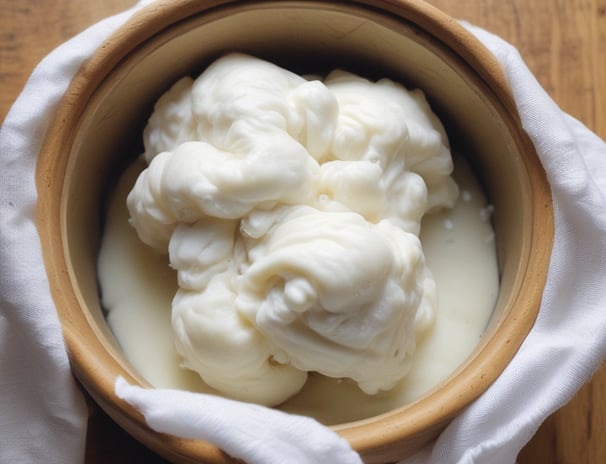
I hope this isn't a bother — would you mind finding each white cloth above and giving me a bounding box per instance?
[1,1,605,463]
[0,3,152,463]
[398,24,606,463]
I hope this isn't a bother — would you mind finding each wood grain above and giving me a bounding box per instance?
[1,1,604,463]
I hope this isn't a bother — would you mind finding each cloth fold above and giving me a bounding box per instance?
[1,2,605,464]
[0,3,155,463]
[116,377,362,464]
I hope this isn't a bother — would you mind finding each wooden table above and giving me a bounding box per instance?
[1,1,604,462]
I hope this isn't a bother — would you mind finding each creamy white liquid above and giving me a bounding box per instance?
[98,152,498,425]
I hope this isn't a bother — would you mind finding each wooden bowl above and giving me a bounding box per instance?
[36,0,553,462]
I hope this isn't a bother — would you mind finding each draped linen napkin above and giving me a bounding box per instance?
[1,1,605,463]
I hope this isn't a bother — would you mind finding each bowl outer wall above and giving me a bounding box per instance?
[35,0,554,463]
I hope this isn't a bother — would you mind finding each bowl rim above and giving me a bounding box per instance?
[36,0,554,462]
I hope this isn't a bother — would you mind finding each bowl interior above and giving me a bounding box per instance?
[37,1,552,463]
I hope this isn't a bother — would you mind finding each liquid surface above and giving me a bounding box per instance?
[98,152,498,424]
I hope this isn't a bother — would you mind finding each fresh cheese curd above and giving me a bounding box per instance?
[99,53,499,415]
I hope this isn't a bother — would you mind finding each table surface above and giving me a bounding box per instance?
[1,0,605,462]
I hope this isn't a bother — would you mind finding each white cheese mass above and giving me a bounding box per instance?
[125,53,460,406]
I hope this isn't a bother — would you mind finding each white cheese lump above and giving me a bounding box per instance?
[126,53,459,406]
